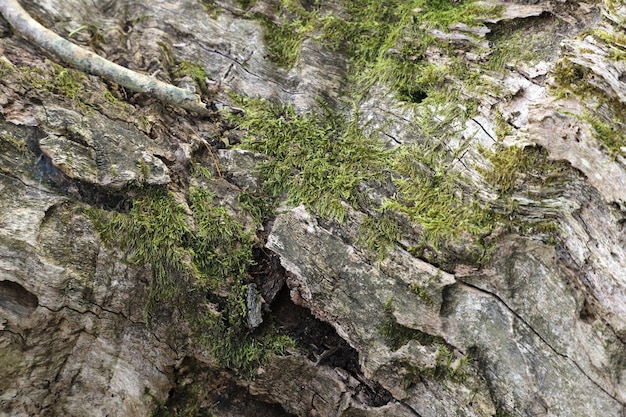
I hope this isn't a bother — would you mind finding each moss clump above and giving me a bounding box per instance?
[21,62,85,100]
[478,145,528,196]
[229,96,499,253]
[319,0,501,102]
[174,61,210,95]
[592,29,626,61]
[477,145,567,244]
[87,190,194,312]
[231,97,389,222]
[87,186,293,376]
[551,58,591,98]
[357,213,405,261]
[236,0,257,8]
[379,300,468,385]
[402,345,470,389]
[588,116,626,153]
[237,191,274,223]
[383,143,494,248]
[251,0,501,80]
[0,132,29,154]
[485,13,566,73]
[0,58,15,77]
[226,1,512,253]
[551,57,626,157]
[256,3,318,69]
[198,0,222,18]
[409,283,433,306]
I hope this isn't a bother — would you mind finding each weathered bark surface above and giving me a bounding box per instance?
[1,0,626,416]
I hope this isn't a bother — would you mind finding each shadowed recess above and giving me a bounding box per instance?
[0,280,38,316]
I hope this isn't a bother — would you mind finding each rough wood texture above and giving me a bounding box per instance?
[1,0,625,416]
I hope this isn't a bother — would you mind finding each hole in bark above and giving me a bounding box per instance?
[250,248,286,307]
[271,286,394,407]
[579,298,596,323]
[247,247,395,407]
[0,280,38,317]
[155,357,296,417]
[399,87,427,104]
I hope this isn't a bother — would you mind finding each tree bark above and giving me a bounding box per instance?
[0,0,211,115]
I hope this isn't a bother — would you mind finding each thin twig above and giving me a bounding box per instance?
[0,0,211,115]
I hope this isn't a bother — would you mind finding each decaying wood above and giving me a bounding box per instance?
[0,0,212,115]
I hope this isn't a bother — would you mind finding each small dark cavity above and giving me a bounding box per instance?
[399,87,428,104]
[156,357,296,417]
[271,286,394,407]
[0,280,38,317]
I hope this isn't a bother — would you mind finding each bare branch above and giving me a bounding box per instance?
[0,0,211,115]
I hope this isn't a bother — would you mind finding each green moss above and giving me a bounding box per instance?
[229,95,499,252]
[409,283,433,306]
[477,145,566,244]
[0,58,15,77]
[226,1,523,254]
[357,213,404,261]
[592,29,626,61]
[174,61,209,95]
[236,0,257,8]
[252,0,500,77]
[86,189,195,313]
[137,158,151,180]
[551,58,591,98]
[402,345,469,389]
[87,186,293,376]
[190,164,213,180]
[478,145,528,196]
[485,14,564,73]
[237,191,274,223]
[551,58,626,156]
[231,97,389,222]
[257,10,317,69]
[588,116,626,154]
[319,0,500,102]
[22,62,85,100]
[198,0,222,18]
[0,132,28,154]
[383,144,494,248]
[379,299,468,386]
[419,0,502,29]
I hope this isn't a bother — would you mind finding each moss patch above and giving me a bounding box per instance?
[228,95,497,254]
[477,145,567,244]
[383,143,494,248]
[173,60,210,96]
[87,186,293,376]
[357,213,405,262]
[229,97,389,221]
[486,12,566,72]
[21,62,86,101]
[551,55,626,157]
[319,0,501,102]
